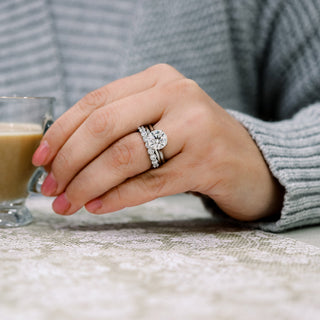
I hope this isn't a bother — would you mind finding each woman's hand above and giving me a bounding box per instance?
[32,64,284,221]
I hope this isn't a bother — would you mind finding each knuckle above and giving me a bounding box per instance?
[112,185,125,206]
[52,150,71,178]
[50,118,68,139]
[110,140,134,169]
[66,175,89,205]
[174,78,200,95]
[144,63,184,87]
[142,172,167,196]
[81,88,107,108]
[161,78,200,100]
[85,108,116,138]
[148,63,178,76]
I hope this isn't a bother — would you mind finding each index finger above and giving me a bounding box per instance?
[32,64,184,166]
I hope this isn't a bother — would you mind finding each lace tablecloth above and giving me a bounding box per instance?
[1,194,320,320]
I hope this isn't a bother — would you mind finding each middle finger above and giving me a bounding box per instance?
[43,85,170,196]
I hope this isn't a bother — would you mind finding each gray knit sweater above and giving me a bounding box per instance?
[1,0,320,232]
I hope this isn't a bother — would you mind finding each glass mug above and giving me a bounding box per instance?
[0,97,54,227]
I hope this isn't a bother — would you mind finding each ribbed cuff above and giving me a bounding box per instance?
[212,103,320,232]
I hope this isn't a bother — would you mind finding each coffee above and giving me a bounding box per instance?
[0,123,42,201]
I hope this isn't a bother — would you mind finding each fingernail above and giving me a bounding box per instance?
[41,172,58,196]
[86,199,102,213]
[52,193,71,214]
[32,140,50,166]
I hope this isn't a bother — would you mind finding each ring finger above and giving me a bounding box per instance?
[52,119,185,215]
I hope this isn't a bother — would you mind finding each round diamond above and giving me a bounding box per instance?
[148,130,167,150]
[152,161,159,168]
[150,154,157,161]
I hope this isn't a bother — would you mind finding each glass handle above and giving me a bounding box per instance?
[28,117,53,193]
[28,167,47,193]
[43,118,53,134]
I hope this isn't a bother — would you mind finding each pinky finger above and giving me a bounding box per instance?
[85,153,190,214]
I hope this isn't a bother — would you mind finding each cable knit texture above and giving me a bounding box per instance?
[0,0,319,231]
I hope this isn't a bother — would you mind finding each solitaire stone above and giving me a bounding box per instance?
[147,130,168,150]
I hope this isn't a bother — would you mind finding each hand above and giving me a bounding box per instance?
[32,64,284,221]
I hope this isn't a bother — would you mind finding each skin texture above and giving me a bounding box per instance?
[32,64,284,221]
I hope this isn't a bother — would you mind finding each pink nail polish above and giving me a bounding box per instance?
[32,140,50,166]
[52,193,71,214]
[86,199,102,213]
[41,172,58,196]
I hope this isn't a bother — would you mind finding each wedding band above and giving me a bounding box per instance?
[138,125,168,168]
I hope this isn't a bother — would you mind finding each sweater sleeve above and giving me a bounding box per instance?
[204,0,320,232]
[236,0,320,232]
[228,105,320,232]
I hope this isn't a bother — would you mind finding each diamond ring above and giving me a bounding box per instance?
[138,125,168,168]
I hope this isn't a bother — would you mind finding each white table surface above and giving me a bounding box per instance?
[282,225,320,248]
[1,193,320,320]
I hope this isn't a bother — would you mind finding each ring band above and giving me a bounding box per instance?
[138,125,168,168]
[148,125,165,166]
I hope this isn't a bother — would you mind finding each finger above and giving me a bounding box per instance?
[51,117,184,215]
[33,64,184,167]
[46,83,173,196]
[85,153,191,214]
